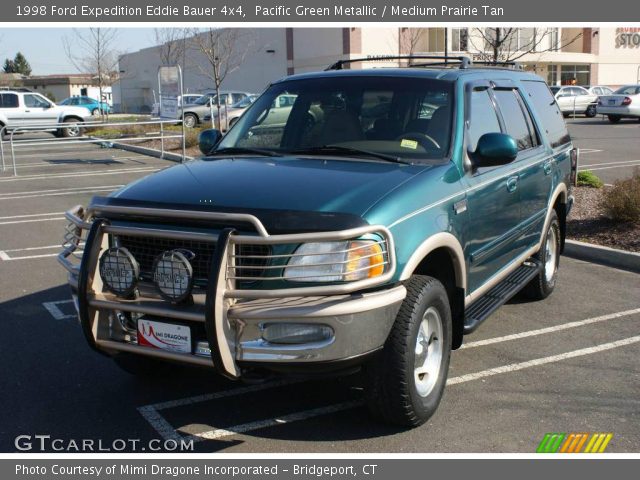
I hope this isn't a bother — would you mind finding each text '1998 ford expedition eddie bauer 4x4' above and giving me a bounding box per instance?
[59,56,577,427]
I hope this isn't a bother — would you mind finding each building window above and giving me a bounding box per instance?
[560,64,591,85]
[547,66,559,86]
[483,28,541,53]
[427,28,445,52]
[549,28,560,51]
[451,28,469,52]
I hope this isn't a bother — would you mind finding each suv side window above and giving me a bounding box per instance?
[24,94,50,108]
[467,88,501,152]
[521,80,571,149]
[493,89,536,151]
[0,93,19,108]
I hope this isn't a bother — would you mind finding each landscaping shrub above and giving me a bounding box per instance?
[601,170,640,223]
[577,170,604,188]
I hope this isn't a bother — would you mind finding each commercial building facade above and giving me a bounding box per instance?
[116,27,640,113]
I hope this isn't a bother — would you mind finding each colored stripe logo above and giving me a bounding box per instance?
[537,433,613,453]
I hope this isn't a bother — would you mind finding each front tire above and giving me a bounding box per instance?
[365,276,452,427]
[523,210,560,300]
[585,105,597,118]
[183,113,198,128]
[61,119,82,138]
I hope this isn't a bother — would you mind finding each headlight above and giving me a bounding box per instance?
[284,240,386,283]
[99,247,139,297]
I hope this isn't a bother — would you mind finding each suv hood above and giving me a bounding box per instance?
[112,156,428,218]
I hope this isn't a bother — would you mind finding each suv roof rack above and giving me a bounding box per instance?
[0,86,33,92]
[325,55,524,71]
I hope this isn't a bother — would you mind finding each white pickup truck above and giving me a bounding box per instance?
[0,89,93,139]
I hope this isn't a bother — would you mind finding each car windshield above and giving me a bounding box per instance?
[217,76,454,162]
[550,86,561,94]
[232,96,256,108]
[194,95,216,105]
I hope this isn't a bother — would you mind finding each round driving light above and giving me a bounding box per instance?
[152,250,194,303]
[98,247,139,297]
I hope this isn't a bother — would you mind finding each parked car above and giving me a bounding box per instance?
[583,85,615,96]
[150,94,203,117]
[596,84,640,123]
[203,94,259,130]
[549,85,598,117]
[59,57,576,427]
[0,90,92,139]
[181,91,254,127]
[59,96,111,115]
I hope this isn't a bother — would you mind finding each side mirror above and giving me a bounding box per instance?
[473,133,518,168]
[198,129,222,155]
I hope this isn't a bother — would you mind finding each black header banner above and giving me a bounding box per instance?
[0,0,639,22]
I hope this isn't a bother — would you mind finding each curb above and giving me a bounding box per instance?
[564,239,640,273]
[103,140,192,163]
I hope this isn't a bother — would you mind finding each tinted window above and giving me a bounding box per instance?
[0,93,19,108]
[573,87,589,95]
[494,89,535,151]
[467,89,501,151]
[521,80,571,149]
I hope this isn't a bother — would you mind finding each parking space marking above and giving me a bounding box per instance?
[578,149,603,154]
[137,312,640,442]
[461,308,640,349]
[3,243,82,253]
[0,167,159,182]
[0,185,122,201]
[447,335,640,385]
[581,159,640,168]
[0,212,64,220]
[0,217,65,226]
[42,300,76,321]
[579,161,640,172]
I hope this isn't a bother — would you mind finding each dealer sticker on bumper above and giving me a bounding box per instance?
[138,319,191,353]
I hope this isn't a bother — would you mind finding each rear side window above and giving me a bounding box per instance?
[521,80,571,149]
[493,89,536,151]
[0,93,19,108]
[467,89,501,151]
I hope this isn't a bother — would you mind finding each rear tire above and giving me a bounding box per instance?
[364,275,452,427]
[608,115,621,123]
[523,210,560,300]
[91,108,100,116]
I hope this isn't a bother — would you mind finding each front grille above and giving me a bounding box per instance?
[117,235,270,283]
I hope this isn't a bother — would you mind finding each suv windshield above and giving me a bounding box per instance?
[217,76,454,161]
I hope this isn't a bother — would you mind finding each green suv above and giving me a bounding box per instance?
[60,56,577,427]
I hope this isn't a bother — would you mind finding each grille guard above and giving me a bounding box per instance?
[58,204,397,378]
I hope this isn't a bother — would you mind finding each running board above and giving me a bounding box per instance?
[464,259,542,334]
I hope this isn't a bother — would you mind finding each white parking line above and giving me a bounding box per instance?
[0,185,122,201]
[581,159,640,168]
[0,212,63,220]
[461,308,640,349]
[3,243,83,253]
[578,148,603,154]
[42,300,76,320]
[580,161,640,172]
[0,217,64,226]
[0,167,159,182]
[447,334,640,385]
[137,308,640,442]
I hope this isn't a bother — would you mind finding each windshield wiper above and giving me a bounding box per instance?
[289,145,411,165]
[208,147,283,157]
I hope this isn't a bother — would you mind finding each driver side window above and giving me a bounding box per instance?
[467,89,501,152]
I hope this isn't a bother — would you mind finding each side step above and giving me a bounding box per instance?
[464,259,542,334]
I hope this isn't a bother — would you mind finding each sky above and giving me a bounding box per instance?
[0,28,157,75]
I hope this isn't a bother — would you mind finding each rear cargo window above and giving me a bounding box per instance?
[0,93,19,108]
[521,80,571,149]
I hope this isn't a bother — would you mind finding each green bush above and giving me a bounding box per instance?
[577,170,604,188]
[601,170,640,223]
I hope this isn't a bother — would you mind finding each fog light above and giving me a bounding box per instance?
[262,323,334,344]
[99,247,139,297]
[153,249,194,303]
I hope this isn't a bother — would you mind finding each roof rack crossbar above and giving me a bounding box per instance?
[325,55,472,71]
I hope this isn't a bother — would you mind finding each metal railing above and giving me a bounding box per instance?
[1,118,185,176]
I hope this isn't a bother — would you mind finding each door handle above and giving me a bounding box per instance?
[506,176,519,193]
[543,160,553,175]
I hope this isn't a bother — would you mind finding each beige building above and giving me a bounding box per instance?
[116,27,640,113]
[21,74,101,103]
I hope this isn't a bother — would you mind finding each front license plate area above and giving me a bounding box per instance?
[138,319,191,353]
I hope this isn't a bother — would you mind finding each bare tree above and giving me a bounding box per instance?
[469,28,582,64]
[187,28,254,128]
[153,28,188,67]
[399,28,425,63]
[63,28,121,117]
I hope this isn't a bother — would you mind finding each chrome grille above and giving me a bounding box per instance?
[117,235,270,282]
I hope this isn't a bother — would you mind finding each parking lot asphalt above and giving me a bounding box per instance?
[0,125,639,453]
[567,116,640,184]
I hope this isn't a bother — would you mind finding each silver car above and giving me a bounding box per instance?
[550,86,599,117]
[596,84,640,123]
[182,91,253,128]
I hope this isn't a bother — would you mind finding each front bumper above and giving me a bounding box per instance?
[59,205,402,378]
